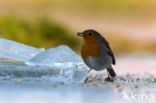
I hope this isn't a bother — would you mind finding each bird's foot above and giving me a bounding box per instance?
[105,77,114,82]
[84,77,89,83]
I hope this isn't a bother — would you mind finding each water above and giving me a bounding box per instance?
[0,84,117,103]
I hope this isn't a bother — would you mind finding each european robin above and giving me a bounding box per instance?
[77,29,116,82]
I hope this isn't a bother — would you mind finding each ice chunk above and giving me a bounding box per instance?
[27,45,83,65]
[0,39,88,83]
[26,45,88,83]
[0,38,44,61]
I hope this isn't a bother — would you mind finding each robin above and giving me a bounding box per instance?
[77,29,116,82]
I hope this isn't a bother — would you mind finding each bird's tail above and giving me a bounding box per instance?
[107,66,116,78]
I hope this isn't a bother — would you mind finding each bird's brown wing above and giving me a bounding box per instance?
[101,38,116,65]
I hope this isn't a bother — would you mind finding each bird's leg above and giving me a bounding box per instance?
[105,70,111,80]
[88,69,92,73]
[105,69,114,82]
[84,77,88,83]
[84,69,92,83]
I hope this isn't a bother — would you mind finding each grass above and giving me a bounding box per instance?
[0,14,155,56]
[0,15,79,50]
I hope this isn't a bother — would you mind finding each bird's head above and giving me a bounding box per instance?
[77,29,101,42]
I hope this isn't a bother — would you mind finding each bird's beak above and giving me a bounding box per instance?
[77,32,84,37]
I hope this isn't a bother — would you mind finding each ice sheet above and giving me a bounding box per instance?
[0,64,87,83]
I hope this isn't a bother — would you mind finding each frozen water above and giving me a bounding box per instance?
[0,64,87,83]
[0,39,88,83]
[25,45,88,83]
[27,45,83,66]
[0,38,44,61]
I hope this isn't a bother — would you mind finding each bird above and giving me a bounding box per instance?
[77,29,116,82]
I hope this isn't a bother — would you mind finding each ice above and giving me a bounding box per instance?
[28,45,83,65]
[26,45,88,83]
[0,39,88,83]
[0,38,44,61]
[0,64,87,83]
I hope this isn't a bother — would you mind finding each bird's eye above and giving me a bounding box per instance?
[89,33,92,36]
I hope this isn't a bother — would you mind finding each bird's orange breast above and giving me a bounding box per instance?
[81,38,102,58]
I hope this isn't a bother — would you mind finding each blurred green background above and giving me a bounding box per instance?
[0,0,156,55]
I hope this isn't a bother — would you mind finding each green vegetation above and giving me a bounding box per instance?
[0,15,79,49]
[0,14,155,55]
